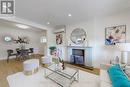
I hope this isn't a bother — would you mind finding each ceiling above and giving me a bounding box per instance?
[15,0,130,27]
[0,19,45,32]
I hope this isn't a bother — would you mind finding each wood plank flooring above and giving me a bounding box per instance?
[0,59,23,87]
[0,56,100,87]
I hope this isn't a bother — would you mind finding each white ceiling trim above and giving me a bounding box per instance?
[0,16,51,30]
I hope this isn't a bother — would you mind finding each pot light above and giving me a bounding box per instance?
[47,22,50,25]
[68,14,72,17]
[16,24,29,29]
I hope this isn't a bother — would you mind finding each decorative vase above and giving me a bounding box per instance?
[60,60,65,70]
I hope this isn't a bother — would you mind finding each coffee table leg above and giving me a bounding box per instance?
[44,68,47,78]
[75,70,79,82]
[77,70,79,82]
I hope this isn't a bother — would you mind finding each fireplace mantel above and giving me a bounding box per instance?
[67,46,93,67]
[67,46,92,49]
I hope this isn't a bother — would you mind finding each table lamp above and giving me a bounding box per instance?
[116,43,130,64]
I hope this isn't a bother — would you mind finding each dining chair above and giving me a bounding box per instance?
[16,48,29,61]
[29,48,34,53]
[28,48,34,58]
[7,49,17,62]
[16,48,21,60]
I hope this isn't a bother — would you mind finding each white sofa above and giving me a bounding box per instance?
[100,64,130,87]
[100,69,112,87]
[100,64,112,87]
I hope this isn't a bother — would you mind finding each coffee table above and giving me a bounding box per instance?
[44,63,79,87]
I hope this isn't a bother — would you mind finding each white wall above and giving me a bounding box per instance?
[0,26,46,60]
[94,11,130,68]
[46,28,56,56]
[54,31,67,61]
[65,11,130,68]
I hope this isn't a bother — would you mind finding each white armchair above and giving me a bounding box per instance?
[23,59,39,75]
[41,56,61,70]
[41,56,52,65]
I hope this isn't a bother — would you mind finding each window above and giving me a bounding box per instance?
[40,36,47,43]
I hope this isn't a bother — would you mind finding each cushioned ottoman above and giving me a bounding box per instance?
[23,59,39,75]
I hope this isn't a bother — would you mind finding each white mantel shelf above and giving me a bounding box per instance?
[67,46,92,48]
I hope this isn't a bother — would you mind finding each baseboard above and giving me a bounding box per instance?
[0,58,7,61]
[0,54,44,61]
[0,57,16,61]
[64,61,94,70]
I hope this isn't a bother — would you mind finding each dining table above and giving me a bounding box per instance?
[7,48,34,62]
[16,48,33,60]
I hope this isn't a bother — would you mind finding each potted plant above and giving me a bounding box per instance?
[49,46,56,55]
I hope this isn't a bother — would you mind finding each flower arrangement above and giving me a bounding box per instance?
[49,46,56,55]
[14,36,29,49]
[14,36,29,44]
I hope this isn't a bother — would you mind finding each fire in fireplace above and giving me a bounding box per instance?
[71,49,85,65]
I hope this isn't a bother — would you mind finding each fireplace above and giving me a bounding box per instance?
[71,49,85,65]
[67,46,93,69]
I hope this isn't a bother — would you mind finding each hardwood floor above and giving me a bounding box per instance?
[0,59,23,87]
[66,64,100,75]
[0,54,43,87]
[0,55,100,87]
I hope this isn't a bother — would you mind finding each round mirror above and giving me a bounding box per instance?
[70,28,86,44]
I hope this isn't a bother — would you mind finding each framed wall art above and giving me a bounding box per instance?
[105,25,126,45]
[56,33,63,45]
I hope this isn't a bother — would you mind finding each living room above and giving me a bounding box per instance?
[0,0,130,87]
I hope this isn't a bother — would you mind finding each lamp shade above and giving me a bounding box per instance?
[116,43,130,51]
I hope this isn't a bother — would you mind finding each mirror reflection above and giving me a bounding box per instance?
[70,28,86,44]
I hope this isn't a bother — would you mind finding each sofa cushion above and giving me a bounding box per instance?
[108,64,130,87]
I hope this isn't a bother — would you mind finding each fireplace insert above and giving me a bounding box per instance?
[71,49,85,65]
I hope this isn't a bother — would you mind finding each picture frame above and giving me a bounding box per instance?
[56,33,63,45]
[105,25,126,45]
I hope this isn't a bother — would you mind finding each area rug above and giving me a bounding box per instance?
[7,67,100,87]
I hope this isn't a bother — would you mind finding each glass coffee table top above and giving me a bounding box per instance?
[44,63,79,87]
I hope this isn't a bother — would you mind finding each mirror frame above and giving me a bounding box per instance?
[70,28,86,45]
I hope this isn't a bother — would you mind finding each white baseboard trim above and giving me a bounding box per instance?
[0,57,7,60]
[0,57,16,61]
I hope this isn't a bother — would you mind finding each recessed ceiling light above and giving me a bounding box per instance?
[68,14,72,17]
[15,24,29,29]
[47,22,50,25]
